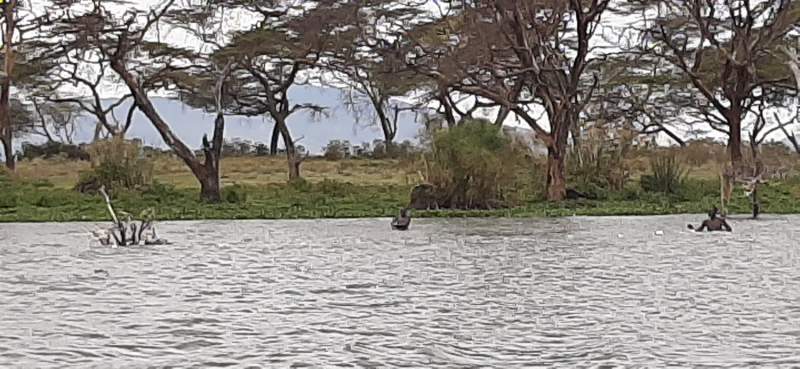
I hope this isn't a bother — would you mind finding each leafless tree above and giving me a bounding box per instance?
[325,66,422,152]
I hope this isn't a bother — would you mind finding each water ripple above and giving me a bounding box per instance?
[1,215,800,366]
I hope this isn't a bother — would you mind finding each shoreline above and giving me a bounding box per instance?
[3,155,800,223]
[0,211,793,224]
[1,204,797,223]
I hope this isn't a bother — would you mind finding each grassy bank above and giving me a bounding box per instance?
[2,152,800,223]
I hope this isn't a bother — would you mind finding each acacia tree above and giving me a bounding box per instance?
[25,98,82,143]
[635,0,799,166]
[396,0,610,201]
[0,0,57,169]
[587,55,700,146]
[772,45,800,154]
[8,97,34,138]
[319,0,435,151]
[0,0,21,169]
[34,49,137,141]
[52,0,234,200]
[198,0,360,179]
[324,54,426,152]
[744,87,798,159]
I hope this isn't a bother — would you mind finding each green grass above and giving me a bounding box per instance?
[3,146,800,222]
[3,173,800,223]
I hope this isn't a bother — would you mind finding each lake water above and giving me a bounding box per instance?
[1,215,800,368]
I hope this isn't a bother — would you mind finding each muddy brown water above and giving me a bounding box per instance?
[1,215,799,367]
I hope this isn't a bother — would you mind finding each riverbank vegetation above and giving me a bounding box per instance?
[1,125,799,222]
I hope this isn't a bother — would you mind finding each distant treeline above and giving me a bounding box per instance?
[15,137,419,162]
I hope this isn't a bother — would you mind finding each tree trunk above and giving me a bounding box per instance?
[288,153,301,180]
[198,114,225,201]
[274,117,301,180]
[749,141,759,161]
[439,93,456,127]
[727,109,743,166]
[568,110,582,148]
[544,109,572,201]
[377,104,397,154]
[269,123,281,155]
[0,90,12,170]
[0,131,13,171]
[372,97,397,152]
[569,125,581,148]
[494,105,511,126]
[545,143,567,201]
[92,120,104,142]
[1,1,16,171]
[383,128,396,157]
[199,170,221,201]
[0,93,13,170]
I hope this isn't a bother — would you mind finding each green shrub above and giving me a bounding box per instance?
[676,177,719,202]
[640,154,685,194]
[423,119,524,209]
[314,178,352,197]
[76,137,152,190]
[78,161,150,190]
[287,177,312,192]
[141,180,185,203]
[222,184,248,204]
[0,193,17,209]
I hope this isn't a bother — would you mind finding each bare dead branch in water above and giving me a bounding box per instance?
[94,186,167,246]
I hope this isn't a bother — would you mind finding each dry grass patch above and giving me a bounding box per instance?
[6,140,799,192]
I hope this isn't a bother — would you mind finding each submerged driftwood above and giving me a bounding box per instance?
[93,186,168,246]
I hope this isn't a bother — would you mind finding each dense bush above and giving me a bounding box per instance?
[422,119,524,209]
[76,137,153,191]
